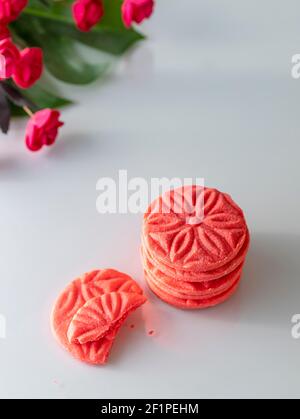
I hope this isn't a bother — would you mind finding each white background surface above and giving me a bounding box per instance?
[1,0,300,399]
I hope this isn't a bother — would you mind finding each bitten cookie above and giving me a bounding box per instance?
[51,269,146,364]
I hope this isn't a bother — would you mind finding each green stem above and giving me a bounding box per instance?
[23,8,73,23]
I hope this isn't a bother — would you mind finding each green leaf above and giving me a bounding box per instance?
[21,0,144,55]
[12,16,111,84]
[10,104,28,117]
[10,81,72,117]
[101,0,127,29]
[24,82,72,109]
[42,21,144,55]
[41,36,110,84]
[26,0,74,23]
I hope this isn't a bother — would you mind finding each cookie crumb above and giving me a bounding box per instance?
[148,329,155,336]
[130,324,135,329]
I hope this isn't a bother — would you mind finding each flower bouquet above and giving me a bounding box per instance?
[0,0,154,151]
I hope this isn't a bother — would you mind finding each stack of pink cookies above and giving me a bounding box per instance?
[142,186,250,309]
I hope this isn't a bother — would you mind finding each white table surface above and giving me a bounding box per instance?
[1,0,300,399]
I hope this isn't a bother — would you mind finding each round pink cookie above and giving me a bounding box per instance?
[142,247,244,300]
[144,269,241,310]
[51,269,146,365]
[142,230,250,282]
[143,186,248,273]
